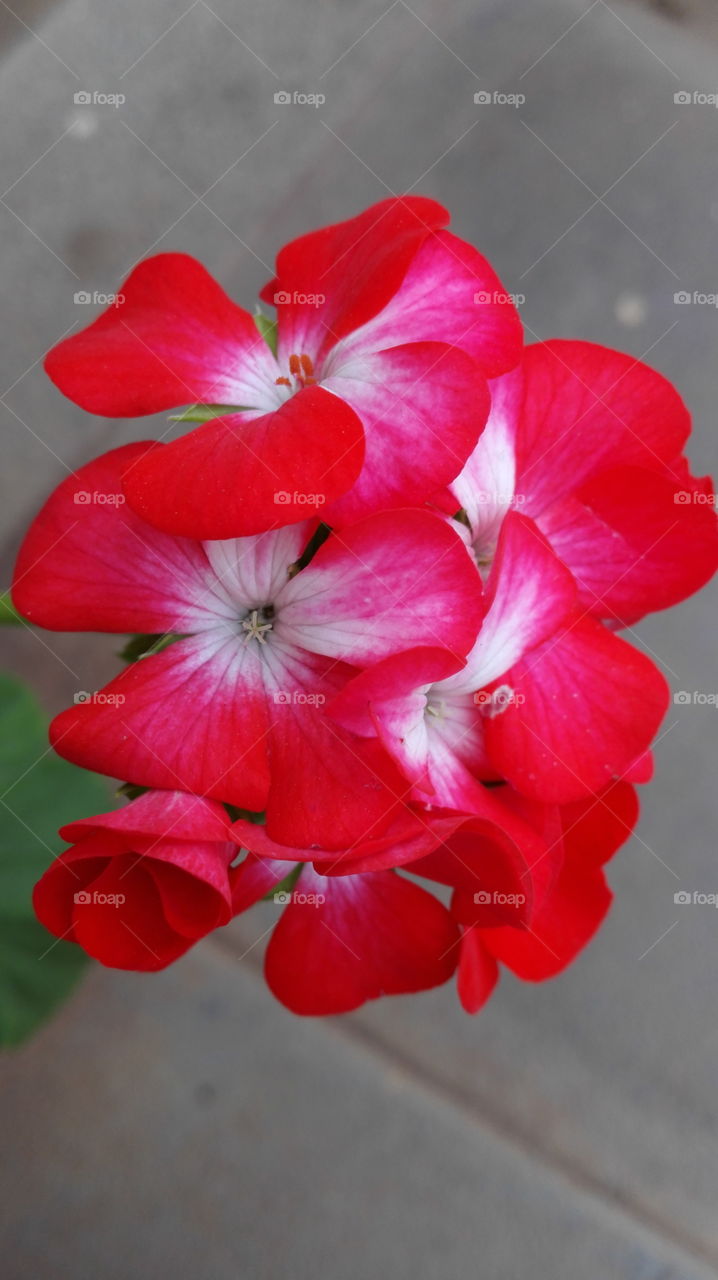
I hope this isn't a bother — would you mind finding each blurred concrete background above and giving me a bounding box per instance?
[1,1,718,1276]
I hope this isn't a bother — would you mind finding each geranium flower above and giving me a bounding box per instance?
[44,197,522,539]
[13,443,483,851]
[446,781,640,1011]
[329,511,669,805]
[33,790,235,971]
[228,780,637,1015]
[446,340,718,626]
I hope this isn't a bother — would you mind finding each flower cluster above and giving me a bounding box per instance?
[15,197,718,1015]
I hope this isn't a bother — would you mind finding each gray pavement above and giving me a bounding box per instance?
[1,1,718,1277]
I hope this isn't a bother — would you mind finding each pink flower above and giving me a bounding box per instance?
[13,443,483,851]
[33,790,235,971]
[44,198,522,539]
[329,510,669,805]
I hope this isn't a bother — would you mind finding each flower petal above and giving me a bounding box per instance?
[13,443,226,633]
[484,614,669,802]
[263,196,449,364]
[122,385,365,540]
[334,231,523,376]
[45,253,274,415]
[537,465,718,625]
[515,341,691,516]
[50,634,271,810]
[322,343,490,524]
[276,508,483,665]
[264,864,459,1015]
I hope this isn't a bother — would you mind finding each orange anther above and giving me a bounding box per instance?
[289,353,301,376]
[275,376,292,387]
[300,354,315,377]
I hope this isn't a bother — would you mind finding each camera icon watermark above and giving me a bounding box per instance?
[273,290,325,308]
[474,289,525,307]
[673,290,718,307]
[273,690,326,707]
[673,889,718,907]
[673,490,715,505]
[273,90,325,108]
[273,889,326,906]
[474,685,525,718]
[673,90,718,108]
[74,889,126,906]
[474,89,525,108]
[73,90,126,108]
[673,690,718,707]
[73,290,125,307]
[74,691,126,706]
[73,490,126,506]
[274,490,326,507]
[473,890,526,906]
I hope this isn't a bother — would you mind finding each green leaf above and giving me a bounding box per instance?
[254,309,278,356]
[0,592,23,626]
[168,403,250,423]
[0,672,116,1047]
[118,633,184,663]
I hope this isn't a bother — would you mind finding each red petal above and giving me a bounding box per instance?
[263,196,449,363]
[45,253,271,416]
[122,386,365,540]
[264,865,459,1015]
[12,443,218,633]
[50,636,271,810]
[484,614,669,802]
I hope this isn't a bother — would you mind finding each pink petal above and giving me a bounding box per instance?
[276,508,483,665]
[322,343,490,524]
[334,230,523,377]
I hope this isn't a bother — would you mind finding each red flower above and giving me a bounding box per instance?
[33,791,235,971]
[44,198,522,539]
[229,781,637,1015]
[329,510,669,806]
[448,340,718,626]
[448,781,640,1011]
[13,444,483,850]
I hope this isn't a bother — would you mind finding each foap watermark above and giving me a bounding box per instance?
[74,490,126,506]
[274,90,325,108]
[274,490,326,506]
[673,690,718,707]
[674,890,718,907]
[74,90,125,108]
[273,889,325,906]
[474,685,525,717]
[674,290,718,307]
[273,690,326,706]
[475,289,525,307]
[674,90,718,109]
[473,890,526,907]
[74,889,126,906]
[273,290,325,308]
[74,691,126,706]
[475,490,525,506]
[674,489,715,505]
[474,89,525,108]
[74,290,125,307]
